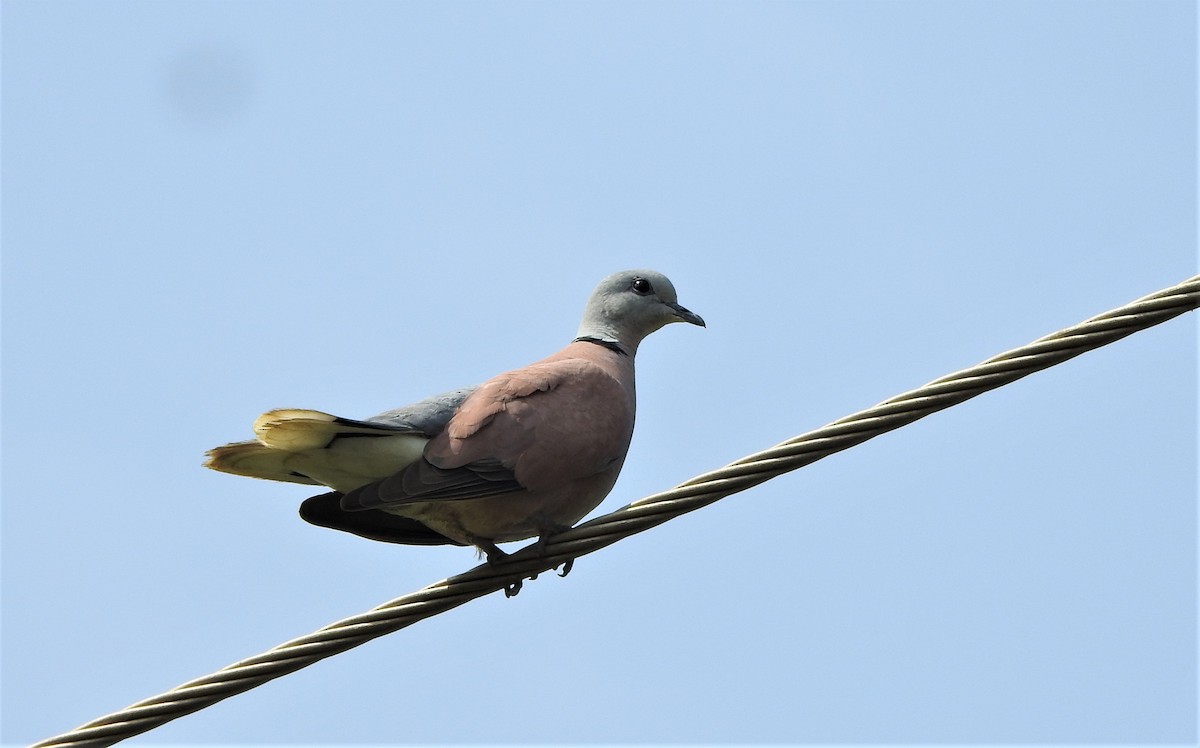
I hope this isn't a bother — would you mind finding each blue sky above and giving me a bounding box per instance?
[2,1,1196,744]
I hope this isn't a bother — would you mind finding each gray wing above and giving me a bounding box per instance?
[337,385,523,511]
[340,457,524,511]
[364,386,477,436]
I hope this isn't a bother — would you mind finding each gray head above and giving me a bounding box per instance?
[575,269,705,355]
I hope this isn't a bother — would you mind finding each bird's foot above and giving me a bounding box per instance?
[476,541,528,597]
[477,527,573,597]
[531,519,575,579]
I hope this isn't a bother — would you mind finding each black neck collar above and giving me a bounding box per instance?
[573,336,629,356]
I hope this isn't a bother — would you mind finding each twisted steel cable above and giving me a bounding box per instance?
[34,274,1199,748]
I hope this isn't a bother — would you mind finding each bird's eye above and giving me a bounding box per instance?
[631,277,653,295]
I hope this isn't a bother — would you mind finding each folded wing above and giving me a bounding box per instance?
[341,356,633,511]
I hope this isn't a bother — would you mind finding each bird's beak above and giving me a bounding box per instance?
[668,302,706,327]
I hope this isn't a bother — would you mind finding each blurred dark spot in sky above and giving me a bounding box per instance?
[162,40,255,130]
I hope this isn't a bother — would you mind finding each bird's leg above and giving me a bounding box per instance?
[474,540,523,597]
[531,517,576,578]
[476,540,508,566]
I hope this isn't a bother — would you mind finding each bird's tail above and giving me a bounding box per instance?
[204,440,321,485]
[205,409,428,492]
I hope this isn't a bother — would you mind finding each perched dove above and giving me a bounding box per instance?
[206,269,704,574]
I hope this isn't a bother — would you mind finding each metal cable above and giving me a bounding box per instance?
[34,275,1199,748]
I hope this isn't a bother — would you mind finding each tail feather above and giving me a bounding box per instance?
[204,441,321,485]
[206,409,430,493]
[252,408,391,451]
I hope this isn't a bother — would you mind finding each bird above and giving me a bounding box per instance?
[205,269,704,590]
